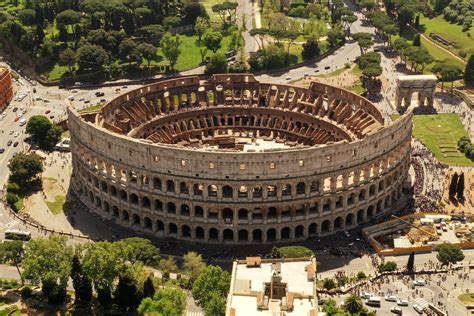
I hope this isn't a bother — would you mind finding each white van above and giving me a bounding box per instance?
[19,118,27,126]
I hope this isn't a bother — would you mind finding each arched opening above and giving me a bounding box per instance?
[167,202,176,214]
[238,186,248,198]
[154,199,163,211]
[267,185,277,197]
[238,229,248,242]
[209,228,219,241]
[194,183,203,196]
[310,180,319,193]
[120,190,127,201]
[238,209,248,220]
[346,213,355,226]
[153,177,161,190]
[267,207,277,219]
[180,182,189,194]
[379,180,385,191]
[166,180,175,193]
[180,204,190,216]
[321,220,331,232]
[182,225,191,238]
[282,184,292,196]
[144,217,152,229]
[369,184,376,196]
[296,182,305,195]
[110,186,117,197]
[281,227,290,240]
[347,193,355,206]
[357,209,364,223]
[334,217,343,229]
[101,181,108,192]
[222,185,233,198]
[222,208,233,223]
[132,214,140,225]
[195,206,204,217]
[168,223,178,235]
[112,206,119,217]
[156,220,164,232]
[308,223,317,236]
[359,189,366,201]
[376,200,383,214]
[267,229,276,242]
[295,225,304,238]
[195,227,204,239]
[253,229,263,242]
[142,196,151,209]
[208,184,218,197]
[130,193,139,205]
[103,201,110,213]
[122,210,129,222]
[367,205,374,219]
[95,197,101,208]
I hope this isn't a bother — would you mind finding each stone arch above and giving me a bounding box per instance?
[267,228,276,242]
[253,229,263,242]
[238,229,248,242]
[180,182,189,194]
[209,228,219,241]
[95,196,102,208]
[100,181,108,192]
[155,199,163,211]
[367,205,374,219]
[130,193,139,205]
[222,208,233,222]
[120,189,127,201]
[153,177,162,190]
[156,220,165,232]
[195,205,204,217]
[267,207,277,219]
[308,223,317,236]
[132,214,141,225]
[167,202,176,214]
[295,225,304,238]
[238,208,248,220]
[357,209,365,223]
[169,222,178,235]
[182,225,191,238]
[142,196,151,209]
[110,186,117,197]
[112,205,119,217]
[122,210,130,222]
[166,180,175,193]
[296,182,306,195]
[195,226,205,240]
[346,213,355,226]
[180,204,190,216]
[282,184,292,196]
[281,227,291,240]
[144,217,152,229]
[321,220,331,232]
[334,217,343,229]
[103,201,110,213]
[222,185,233,198]
[208,185,218,197]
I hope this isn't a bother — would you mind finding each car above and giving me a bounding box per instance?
[67,96,75,101]
[413,280,426,286]
[35,97,42,101]
[13,141,19,147]
[343,231,350,237]
[72,90,78,93]
[45,110,51,114]
[385,295,397,302]
[122,85,128,89]
[12,107,18,112]
[285,76,291,80]
[100,99,106,103]
[0,148,4,154]
[396,299,408,306]
[58,84,65,89]
[9,130,14,135]
[49,115,55,119]
[361,292,373,299]
[84,100,90,104]
[390,306,403,314]
[14,132,19,137]
[324,66,331,70]
[14,117,19,122]
[7,140,12,146]
[95,91,105,97]
[79,97,85,101]
[43,99,50,103]
[413,304,423,314]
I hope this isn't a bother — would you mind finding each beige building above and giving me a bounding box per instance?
[68,74,412,244]
[226,257,318,315]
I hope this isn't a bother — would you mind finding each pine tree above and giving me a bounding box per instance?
[114,274,139,310]
[406,251,415,271]
[465,55,474,87]
[449,173,458,198]
[143,276,155,298]
[70,255,92,303]
[413,34,421,46]
[457,173,465,200]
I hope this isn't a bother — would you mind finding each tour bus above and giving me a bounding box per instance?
[365,296,381,307]
[4,229,31,241]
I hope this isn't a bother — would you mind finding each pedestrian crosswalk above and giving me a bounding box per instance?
[413,297,430,309]
[186,312,204,316]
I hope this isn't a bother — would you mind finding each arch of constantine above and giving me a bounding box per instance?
[68,74,412,244]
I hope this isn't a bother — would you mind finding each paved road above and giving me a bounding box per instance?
[237,0,258,58]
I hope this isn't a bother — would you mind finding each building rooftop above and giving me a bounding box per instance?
[226,257,317,316]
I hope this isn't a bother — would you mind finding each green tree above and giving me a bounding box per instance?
[383,24,398,45]
[56,9,82,36]
[327,27,346,48]
[322,278,337,290]
[205,53,228,74]
[432,62,463,94]
[205,292,226,316]
[118,237,161,267]
[76,44,109,71]
[143,276,155,299]
[119,38,141,66]
[436,243,465,265]
[18,9,36,26]
[344,294,363,314]
[71,255,92,304]
[322,298,344,315]
[160,33,181,70]
[22,235,73,292]
[353,32,373,54]
[275,246,314,258]
[26,115,53,143]
[8,152,43,186]
[394,38,409,61]
[413,34,421,46]
[159,257,178,278]
[457,172,465,200]
[212,2,238,28]
[0,240,24,284]
[449,172,458,198]
[378,261,397,272]
[138,287,186,315]
[407,251,415,271]
[183,252,206,283]
[464,54,474,87]
[356,271,367,280]
[204,31,223,53]
[195,16,209,42]
[138,43,158,75]
[114,272,140,310]
[58,48,76,72]
[192,265,230,309]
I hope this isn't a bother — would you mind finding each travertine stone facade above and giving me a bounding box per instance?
[0,67,13,113]
[395,75,437,112]
[68,74,412,244]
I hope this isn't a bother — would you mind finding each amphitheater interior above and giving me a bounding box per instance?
[68,74,412,244]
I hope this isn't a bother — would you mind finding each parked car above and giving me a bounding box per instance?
[413,280,426,286]
[390,306,403,314]
[12,107,18,112]
[0,148,4,154]
[385,295,397,302]
[13,141,19,147]
[413,304,424,314]
[396,299,408,306]
[45,110,51,114]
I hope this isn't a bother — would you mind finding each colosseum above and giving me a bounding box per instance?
[68,74,412,244]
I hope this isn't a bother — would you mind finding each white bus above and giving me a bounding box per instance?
[4,229,31,241]
[365,296,381,307]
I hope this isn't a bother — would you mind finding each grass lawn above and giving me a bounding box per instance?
[458,293,474,305]
[156,33,234,71]
[13,197,24,212]
[317,66,347,78]
[46,195,66,215]
[78,104,103,113]
[421,37,464,72]
[419,15,474,56]
[39,63,69,82]
[201,0,230,24]
[0,306,20,316]
[411,114,472,166]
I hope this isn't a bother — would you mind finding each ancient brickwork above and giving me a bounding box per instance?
[0,67,13,113]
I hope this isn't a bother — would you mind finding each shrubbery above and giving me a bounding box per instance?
[378,261,397,272]
[271,246,314,258]
[458,136,474,160]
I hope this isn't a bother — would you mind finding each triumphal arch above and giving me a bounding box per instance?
[395,75,437,112]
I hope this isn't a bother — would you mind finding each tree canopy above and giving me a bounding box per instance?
[138,287,186,316]
[192,265,230,310]
[8,152,43,186]
[436,243,465,265]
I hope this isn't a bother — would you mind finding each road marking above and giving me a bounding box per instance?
[186,312,204,316]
